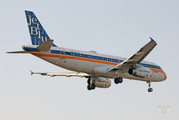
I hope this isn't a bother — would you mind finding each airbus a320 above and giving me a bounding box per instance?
[8,11,167,92]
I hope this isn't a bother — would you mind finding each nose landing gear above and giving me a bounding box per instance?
[147,81,153,92]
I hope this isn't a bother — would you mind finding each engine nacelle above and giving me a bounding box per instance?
[128,66,152,78]
[94,77,111,88]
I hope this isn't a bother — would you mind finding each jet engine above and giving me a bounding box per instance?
[128,66,152,78]
[94,77,111,88]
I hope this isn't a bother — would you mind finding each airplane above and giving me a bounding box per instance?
[7,10,167,92]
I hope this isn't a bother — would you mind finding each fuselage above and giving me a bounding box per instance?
[23,45,167,82]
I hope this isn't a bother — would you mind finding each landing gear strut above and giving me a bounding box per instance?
[147,81,153,92]
[114,77,123,84]
[87,77,95,90]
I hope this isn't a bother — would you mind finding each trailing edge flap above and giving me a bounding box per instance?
[107,37,157,72]
[36,39,54,53]
[7,51,29,54]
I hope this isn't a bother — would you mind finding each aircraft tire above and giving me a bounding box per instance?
[114,77,123,84]
[87,78,90,85]
[91,84,96,90]
[118,77,123,83]
[148,88,153,92]
[87,85,91,90]
[114,78,119,84]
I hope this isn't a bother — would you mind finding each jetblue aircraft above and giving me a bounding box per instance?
[8,11,167,92]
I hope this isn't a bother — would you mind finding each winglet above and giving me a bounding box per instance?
[150,37,155,42]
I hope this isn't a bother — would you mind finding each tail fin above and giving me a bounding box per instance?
[25,10,57,47]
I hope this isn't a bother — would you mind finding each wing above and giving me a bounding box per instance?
[108,37,157,72]
[30,71,90,78]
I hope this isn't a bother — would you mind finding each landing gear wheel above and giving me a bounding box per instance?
[87,85,91,90]
[91,84,96,89]
[114,77,123,84]
[87,84,95,90]
[118,77,123,83]
[148,88,153,92]
[114,78,118,84]
[87,78,90,85]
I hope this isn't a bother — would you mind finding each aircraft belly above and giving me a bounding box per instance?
[38,57,96,73]
[65,59,96,73]
[39,57,63,67]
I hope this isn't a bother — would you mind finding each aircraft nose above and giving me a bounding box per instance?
[163,71,167,80]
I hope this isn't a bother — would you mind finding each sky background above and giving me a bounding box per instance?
[0,0,179,120]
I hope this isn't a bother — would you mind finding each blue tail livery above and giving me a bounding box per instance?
[25,10,57,47]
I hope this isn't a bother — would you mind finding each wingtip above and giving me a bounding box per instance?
[30,70,34,75]
[150,37,155,42]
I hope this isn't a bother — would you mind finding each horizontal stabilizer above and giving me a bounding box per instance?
[7,51,29,54]
[36,39,54,53]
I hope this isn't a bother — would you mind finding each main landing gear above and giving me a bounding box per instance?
[114,77,123,84]
[87,77,95,90]
[147,81,153,92]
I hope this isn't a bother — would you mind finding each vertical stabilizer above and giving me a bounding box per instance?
[25,10,57,47]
